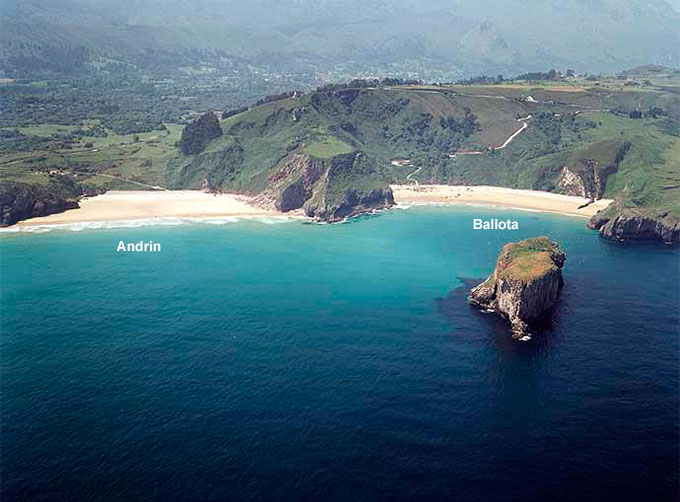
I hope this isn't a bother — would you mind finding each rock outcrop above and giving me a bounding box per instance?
[306,186,394,222]
[558,162,607,200]
[178,112,222,155]
[469,237,566,339]
[588,208,680,245]
[267,153,326,212]
[0,181,80,226]
[267,150,394,222]
[558,140,630,200]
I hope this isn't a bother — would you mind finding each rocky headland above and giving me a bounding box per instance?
[588,207,680,245]
[469,236,566,340]
[0,181,82,227]
[261,150,394,222]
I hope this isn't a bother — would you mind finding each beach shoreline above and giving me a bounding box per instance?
[390,185,612,218]
[11,186,612,229]
[15,190,286,227]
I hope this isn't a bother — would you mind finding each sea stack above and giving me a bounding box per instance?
[469,236,566,340]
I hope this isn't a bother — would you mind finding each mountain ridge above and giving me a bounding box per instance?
[2,0,678,79]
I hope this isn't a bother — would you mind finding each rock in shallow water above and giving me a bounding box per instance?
[468,236,565,340]
[588,209,680,245]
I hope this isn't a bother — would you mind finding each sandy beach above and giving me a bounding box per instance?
[15,185,613,228]
[17,190,280,226]
[391,185,612,218]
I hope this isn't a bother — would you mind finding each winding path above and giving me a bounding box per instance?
[406,165,422,186]
[492,115,531,150]
[450,115,532,157]
[402,115,532,184]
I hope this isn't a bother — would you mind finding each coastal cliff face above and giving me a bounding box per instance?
[267,151,394,222]
[558,162,608,200]
[588,208,680,244]
[469,236,566,339]
[267,153,326,212]
[558,140,630,200]
[0,181,80,226]
[306,186,394,222]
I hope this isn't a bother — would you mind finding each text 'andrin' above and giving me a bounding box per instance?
[117,241,161,252]
[473,219,518,230]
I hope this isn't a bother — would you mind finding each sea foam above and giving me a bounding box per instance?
[0,215,299,234]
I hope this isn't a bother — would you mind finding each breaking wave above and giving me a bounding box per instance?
[0,215,300,234]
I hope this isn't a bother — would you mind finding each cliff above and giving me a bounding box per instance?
[558,140,630,200]
[469,237,566,339]
[588,207,680,244]
[0,181,80,226]
[267,151,394,222]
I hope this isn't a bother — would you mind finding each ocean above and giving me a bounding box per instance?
[1,205,678,501]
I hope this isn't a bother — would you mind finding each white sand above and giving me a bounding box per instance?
[391,185,613,218]
[16,186,613,227]
[17,190,280,226]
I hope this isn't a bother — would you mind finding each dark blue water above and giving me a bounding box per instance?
[1,206,678,501]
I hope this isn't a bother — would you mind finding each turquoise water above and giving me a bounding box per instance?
[1,206,678,501]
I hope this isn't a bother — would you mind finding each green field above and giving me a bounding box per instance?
[2,73,679,224]
[0,121,183,191]
[303,137,354,158]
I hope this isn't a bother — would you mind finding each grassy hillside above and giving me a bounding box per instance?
[394,84,679,218]
[162,78,679,222]
[173,85,508,193]
[2,73,679,224]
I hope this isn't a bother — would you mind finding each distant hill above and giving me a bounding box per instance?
[1,0,678,79]
[621,64,680,77]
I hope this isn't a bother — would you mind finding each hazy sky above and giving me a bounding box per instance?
[2,0,678,75]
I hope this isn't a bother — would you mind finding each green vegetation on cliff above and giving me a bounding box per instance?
[469,236,566,338]
[169,77,678,224]
[170,86,485,194]
[178,112,222,155]
[2,69,679,229]
[500,237,565,281]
